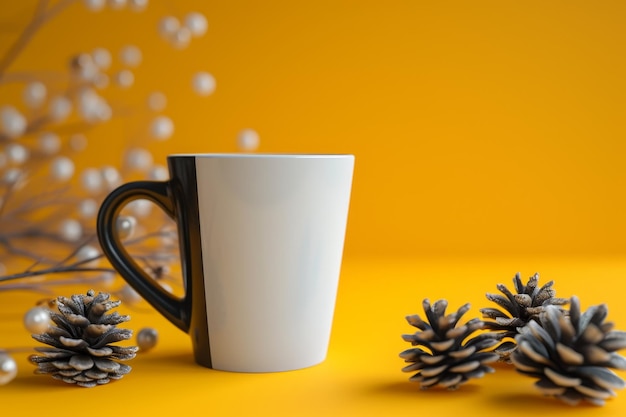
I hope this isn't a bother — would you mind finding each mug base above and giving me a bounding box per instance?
[195,356,328,373]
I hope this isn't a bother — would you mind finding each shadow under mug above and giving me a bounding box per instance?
[97,154,354,372]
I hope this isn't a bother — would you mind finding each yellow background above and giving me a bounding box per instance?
[1,1,625,415]
[2,0,625,258]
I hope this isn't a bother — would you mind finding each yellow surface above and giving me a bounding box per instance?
[1,256,626,415]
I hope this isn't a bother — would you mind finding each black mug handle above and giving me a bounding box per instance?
[97,180,190,332]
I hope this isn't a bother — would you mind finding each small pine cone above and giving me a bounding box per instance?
[480,272,568,361]
[29,290,138,388]
[511,296,626,406]
[400,299,500,390]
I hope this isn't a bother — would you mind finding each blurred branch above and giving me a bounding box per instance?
[0,1,216,301]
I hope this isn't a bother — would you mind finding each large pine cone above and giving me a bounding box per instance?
[400,299,500,390]
[480,272,568,361]
[29,290,138,387]
[511,296,626,406]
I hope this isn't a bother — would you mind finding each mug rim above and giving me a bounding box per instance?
[168,153,354,159]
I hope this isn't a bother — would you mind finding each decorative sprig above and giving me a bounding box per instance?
[0,1,219,296]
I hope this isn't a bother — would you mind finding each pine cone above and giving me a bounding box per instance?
[29,290,138,388]
[480,272,568,361]
[400,299,500,390]
[511,296,626,406]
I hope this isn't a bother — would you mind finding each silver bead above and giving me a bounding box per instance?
[24,306,51,334]
[136,327,158,351]
[116,215,137,239]
[0,352,17,385]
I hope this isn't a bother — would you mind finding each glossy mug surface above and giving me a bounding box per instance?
[97,154,354,372]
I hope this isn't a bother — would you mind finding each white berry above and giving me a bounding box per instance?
[184,12,208,37]
[237,128,260,151]
[50,156,75,181]
[149,115,174,140]
[192,72,216,96]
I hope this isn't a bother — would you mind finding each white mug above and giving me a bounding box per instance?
[97,154,354,372]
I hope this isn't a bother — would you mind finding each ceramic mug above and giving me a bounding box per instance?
[97,154,354,372]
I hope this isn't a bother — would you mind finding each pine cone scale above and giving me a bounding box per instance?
[32,347,73,359]
[93,357,121,373]
[32,333,64,348]
[92,328,132,348]
[544,367,581,387]
[431,339,455,351]
[51,360,73,370]
[420,355,446,365]
[87,346,113,357]
[45,326,72,339]
[518,340,553,367]
[576,366,625,390]
[485,293,515,312]
[448,346,476,359]
[446,324,471,340]
[69,355,94,370]
[73,374,93,383]
[35,367,56,375]
[607,353,626,369]
[535,377,566,395]
[583,345,611,364]
[510,355,542,374]
[555,342,584,365]
[465,368,490,380]
[449,360,480,373]
[439,374,463,388]
[85,324,113,337]
[58,369,81,377]
[84,369,108,380]
[420,363,447,377]
[66,314,90,327]
[581,323,605,344]
[59,336,88,348]
[600,331,626,351]
[574,384,614,401]
[402,362,424,373]
[480,308,509,320]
